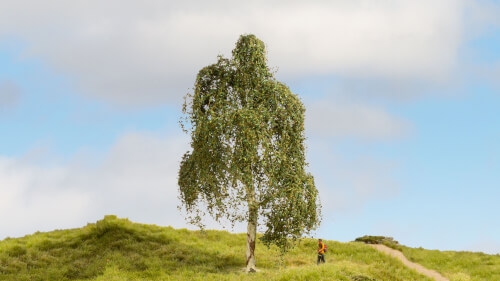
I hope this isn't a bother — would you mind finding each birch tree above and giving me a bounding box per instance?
[178,34,321,272]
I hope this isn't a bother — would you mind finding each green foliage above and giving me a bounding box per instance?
[4,215,493,281]
[402,246,500,281]
[178,33,321,252]
[354,235,403,251]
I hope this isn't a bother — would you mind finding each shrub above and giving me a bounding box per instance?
[354,235,402,251]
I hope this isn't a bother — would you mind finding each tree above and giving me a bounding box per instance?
[178,34,321,272]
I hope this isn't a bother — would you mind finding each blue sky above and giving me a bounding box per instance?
[1,0,499,254]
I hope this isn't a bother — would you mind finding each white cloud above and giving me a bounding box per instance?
[305,98,411,140]
[0,132,194,239]
[310,150,400,215]
[303,95,406,218]
[0,157,90,237]
[261,0,463,80]
[0,0,465,106]
[79,132,189,224]
[0,114,405,239]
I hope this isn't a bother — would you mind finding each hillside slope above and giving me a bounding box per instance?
[402,246,500,281]
[0,215,497,281]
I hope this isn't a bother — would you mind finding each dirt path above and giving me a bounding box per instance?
[370,244,449,281]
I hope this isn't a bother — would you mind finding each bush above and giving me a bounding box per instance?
[354,235,402,251]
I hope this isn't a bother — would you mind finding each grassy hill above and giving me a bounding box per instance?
[0,215,498,281]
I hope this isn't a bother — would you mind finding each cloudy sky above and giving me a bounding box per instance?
[1,0,499,254]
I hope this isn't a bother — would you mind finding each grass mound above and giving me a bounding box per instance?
[0,215,246,280]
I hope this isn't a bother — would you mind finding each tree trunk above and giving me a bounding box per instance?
[246,202,258,272]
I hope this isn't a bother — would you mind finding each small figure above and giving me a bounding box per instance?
[317,238,326,265]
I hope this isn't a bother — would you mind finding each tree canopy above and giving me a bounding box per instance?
[178,34,321,271]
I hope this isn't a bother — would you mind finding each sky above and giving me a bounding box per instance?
[0,0,499,255]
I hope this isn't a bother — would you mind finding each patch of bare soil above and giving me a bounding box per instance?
[370,244,449,281]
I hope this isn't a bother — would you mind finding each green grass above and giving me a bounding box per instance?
[402,246,500,281]
[0,215,496,280]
